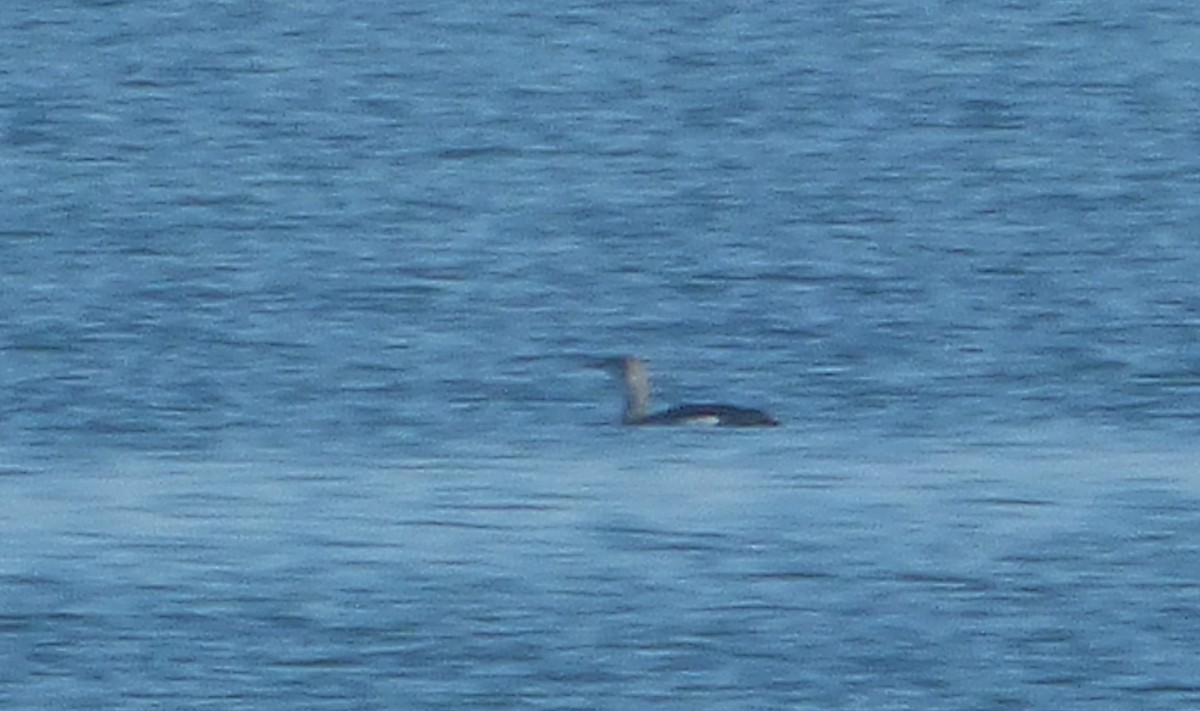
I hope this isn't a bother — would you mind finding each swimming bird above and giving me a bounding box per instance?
[592,355,778,427]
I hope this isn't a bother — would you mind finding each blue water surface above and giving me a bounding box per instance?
[3,1,1200,708]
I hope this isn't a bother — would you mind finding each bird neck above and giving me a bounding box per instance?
[622,359,650,423]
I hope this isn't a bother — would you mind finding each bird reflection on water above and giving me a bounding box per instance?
[591,355,778,427]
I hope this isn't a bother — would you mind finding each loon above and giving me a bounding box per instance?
[593,355,779,427]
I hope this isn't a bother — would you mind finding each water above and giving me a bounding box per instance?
[3,1,1200,708]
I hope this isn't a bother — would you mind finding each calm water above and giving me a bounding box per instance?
[4,1,1200,708]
